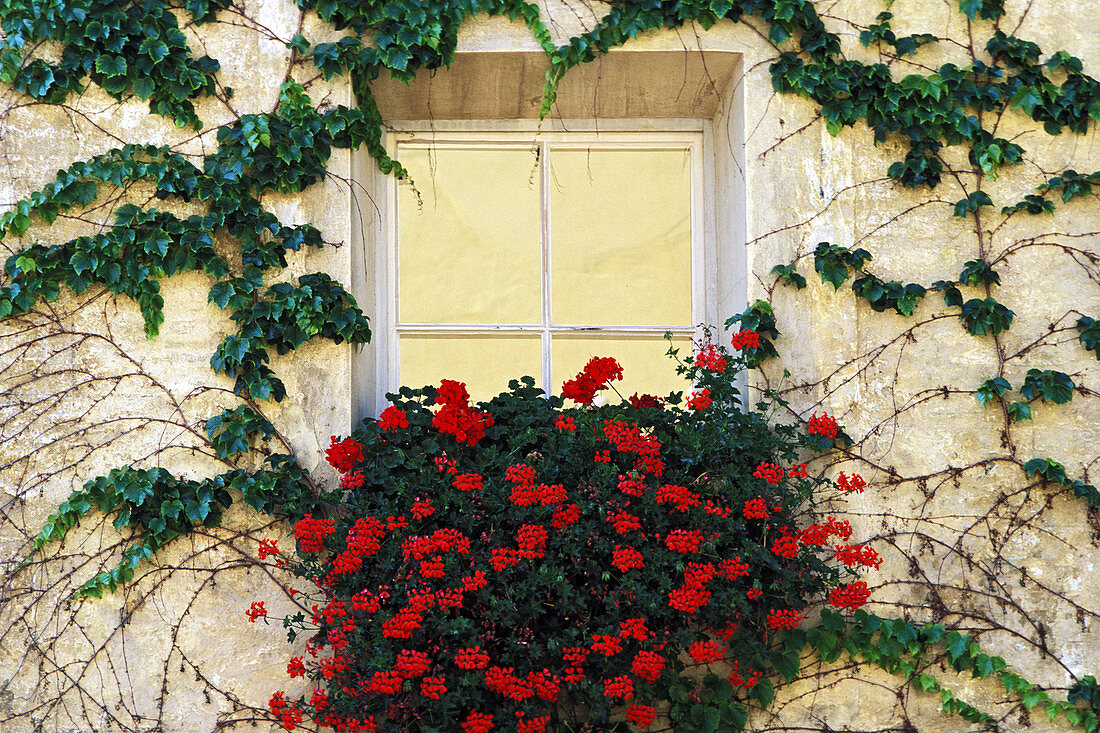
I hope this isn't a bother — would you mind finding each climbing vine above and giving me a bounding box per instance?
[1,0,1098,731]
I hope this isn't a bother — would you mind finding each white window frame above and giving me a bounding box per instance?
[367,121,720,409]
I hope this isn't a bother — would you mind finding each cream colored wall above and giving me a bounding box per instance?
[1,0,1097,731]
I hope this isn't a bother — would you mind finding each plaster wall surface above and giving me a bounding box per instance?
[0,0,1097,731]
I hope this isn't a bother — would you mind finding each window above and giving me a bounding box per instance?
[351,49,746,418]
[386,131,705,403]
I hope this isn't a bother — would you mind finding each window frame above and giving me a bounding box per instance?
[365,120,721,409]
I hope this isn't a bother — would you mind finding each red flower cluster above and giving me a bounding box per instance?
[766,608,804,630]
[837,471,866,492]
[381,608,423,638]
[340,470,365,490]
[453,472,484,492]
[485,666,534,701]
[258,538,280,560]
[607,509,642,534]
[612,545,645,572]
[435,454,457,474]
[743,497,770,519]
[686,388,712,410]
[602,675,634,700]
[665,529,703,554]
[551,503,581,528]
[462,711,494,733]
[411,498,434,519]
[246,600,267,622]
[625,704,657,728]
[325,436,364,472]
[668,560,712,613]
[727,660,762,689]
[378,405,409,431]
[433,380,493,446]
[771,533,800,559]
[554,414,576,431]
[364,670,402,693]
[515,524,548,557]
[265,355,877,733]
[798,523,831,547]
[268,692,304,731]
[688,639,725,664]
[656,483,701,512]
[591,634,624,657]
[828,581,871,610]
[834,543,882,569]
[730,329,760,350]
[294,514,335,554]
[694,343,727,372]
[394,649,431,678]
[631,650,665,682]
[421,676,447,699]
[561,356,624,405]
[455,647,490,670]
[618,617,649,641]
[562,647,589,683]
[753,461,785,486]
[628,393,664,409]
[517,715,550,733]
[718,556,750,580]
[617,473,646,496]
[825,516,853,541]
[807,412,839,440]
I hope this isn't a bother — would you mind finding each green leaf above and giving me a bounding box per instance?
[704,706,720,733]
[133,76,156,100]
[94,55,127,78]
[1010,86,1043,115]
[958,0,982,19]
[771,649,800,683]
[750,677,774,708]
[976,376,1011,407]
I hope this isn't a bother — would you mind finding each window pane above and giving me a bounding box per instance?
[399,333,543,403]
[549,147,693,326]
[552,333,693,401]
[398,146,542,324]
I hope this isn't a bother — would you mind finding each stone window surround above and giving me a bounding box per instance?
[351,41,748,420]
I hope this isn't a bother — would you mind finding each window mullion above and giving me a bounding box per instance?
[541,140,552,395]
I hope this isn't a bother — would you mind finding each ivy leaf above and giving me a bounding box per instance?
[139,38,171,62]
[133,76,156,100]
[1077,316,1100,359]
[918,673,940,692]
[958,0,982,19]
[952,190,992,217]
[1007,401,1031,421]
[959,258,999,286]
[1010,86,1043,115]
[976,376,1010,407]
[94,55,127,78]
[771,263,806,289]
[1019,369,1075,404]
[959,297,1014,335]
[771,649,800,683]
[1001,194,1054,216]
[750,677,774,708]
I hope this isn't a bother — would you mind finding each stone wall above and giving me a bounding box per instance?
[1,0,1097,731]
